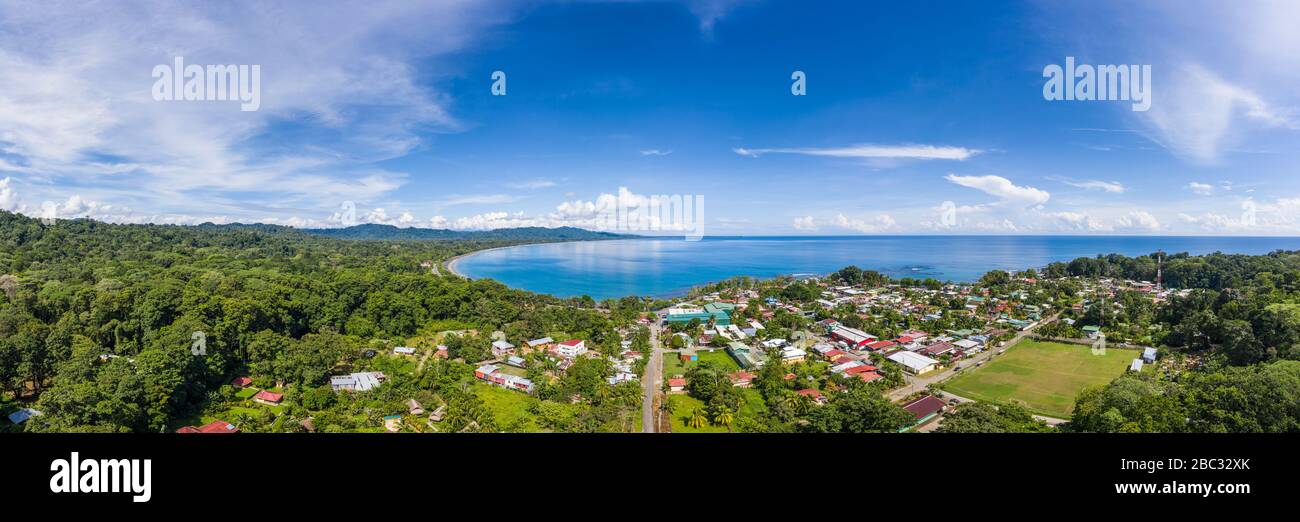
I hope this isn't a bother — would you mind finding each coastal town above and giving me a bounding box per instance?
[141,261,1178,435]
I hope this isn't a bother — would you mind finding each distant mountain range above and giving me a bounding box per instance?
[301,224,631,241]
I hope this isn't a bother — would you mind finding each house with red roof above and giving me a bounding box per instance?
[920,342,956,357]
[796,388,827,405]
[253,390,283,405]
[902,395,947,427]
[866,340,896,352]
[667,377,687,393]
[176,420,238,434]
[230,376,253,388]
[728,371,754,387]
[553,339,588,358]
[857,372,883,383]
[844,364,879,376]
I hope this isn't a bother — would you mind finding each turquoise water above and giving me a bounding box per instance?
[453,236,1300,300]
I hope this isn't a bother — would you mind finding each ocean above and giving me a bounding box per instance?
[451,236,1300,300]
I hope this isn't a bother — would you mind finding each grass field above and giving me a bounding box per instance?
[473,382,541,431]
[667,387,767,433]
[663,348,741,379]
[941,340,1135,418]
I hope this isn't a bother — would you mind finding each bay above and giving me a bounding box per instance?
[451,236,1300,300]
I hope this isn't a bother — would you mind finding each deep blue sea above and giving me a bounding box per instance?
[452,236,1300,300]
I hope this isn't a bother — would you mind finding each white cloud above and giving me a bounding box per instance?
[792,215,817,231]
[685,0,752,35]
[440,194,521,206]
[1186,182,1214,195]
[505,179,557,190]
[639,149,672,156]
[1113,211,1162,232]
[1060,179,1126,193]
[1145,64,1296,165]
[834,213,895,234]
[0,177,22,212]
[0,1,522,222]
[735,144,980,161]
[944,174,1051,206]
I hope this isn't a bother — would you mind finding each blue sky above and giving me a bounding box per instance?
[1,0,1298,235]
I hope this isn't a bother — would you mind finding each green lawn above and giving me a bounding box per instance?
[667,387,767,433]
[234,387,259,399]
[941,340,1136,418]
[663,352,690,377]
[667,395,728,433]
[698,349,740,371]
[472,382,541,431]
[663,348,739,379]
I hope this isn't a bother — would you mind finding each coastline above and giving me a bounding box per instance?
[444,238,632,279]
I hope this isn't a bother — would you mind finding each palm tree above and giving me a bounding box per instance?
[794,395,813,416]
[687,408,708,429]
[780,392,800,412]
[711,406,734,431]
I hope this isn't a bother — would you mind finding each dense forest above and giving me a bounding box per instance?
[1044,251,1300,432]
[0,211,646,432]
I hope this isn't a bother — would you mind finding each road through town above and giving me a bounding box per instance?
[641,315,663,433]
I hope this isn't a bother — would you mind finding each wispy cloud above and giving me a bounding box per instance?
[0,1,521,222]
[945,174,1050,206]
[1186,182,1215,195]
[1052,177,1126,193]
[1146,64,1296,165]
[505,179,557,190]
[684,0,753,35]
[639,149,673,156]
[734,144,981,161]
[439,194,522,206]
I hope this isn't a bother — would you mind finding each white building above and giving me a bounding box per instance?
[887,351,940,374]
[331,372,384,392]
[554,339,587,358]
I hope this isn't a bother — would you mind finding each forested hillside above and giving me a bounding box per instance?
[0,211,645,432]
[1051,251,1300,432]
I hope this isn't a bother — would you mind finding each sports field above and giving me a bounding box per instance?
[941,340,1135,418]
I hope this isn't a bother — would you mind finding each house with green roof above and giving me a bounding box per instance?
[726,342,766,369]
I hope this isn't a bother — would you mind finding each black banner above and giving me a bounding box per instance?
[3,434,1288,511]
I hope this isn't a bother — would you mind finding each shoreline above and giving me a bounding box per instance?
[444,238,633,279]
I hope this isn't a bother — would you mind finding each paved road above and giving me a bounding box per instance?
[641,315,663,433]
[886,311,1062,402]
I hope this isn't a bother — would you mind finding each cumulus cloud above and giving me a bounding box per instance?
[834,213,895,234]
[1114,211,1163,232]
[1186,182,1215,195]
[735,144,980,161]
[0,177,23,212]
[792,215,817,231]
